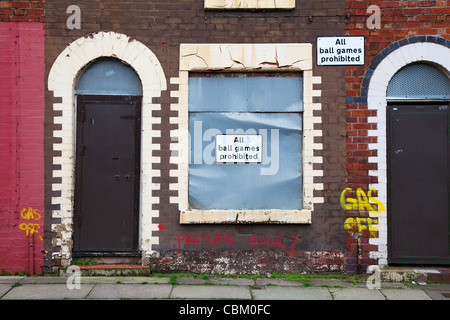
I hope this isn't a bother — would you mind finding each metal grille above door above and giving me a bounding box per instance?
[387,63,450,100]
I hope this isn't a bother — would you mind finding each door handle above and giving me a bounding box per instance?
[114,175,132,181]
[114,174,133,181]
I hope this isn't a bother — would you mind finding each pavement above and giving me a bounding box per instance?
[1,274,449,301]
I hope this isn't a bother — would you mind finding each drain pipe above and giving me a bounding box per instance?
[356,235,361,274]
[29,232,34,275]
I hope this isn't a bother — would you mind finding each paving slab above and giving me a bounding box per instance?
[0,284,12,297]
[405,283,450,300]
[170,285,251,300]
[20,276,69,284]
[256,278,305,286]
[306,278,356,288]
[177,276,254,286]
[329,287,385,300]
[421,290,450,300]
[1,276,447,300]
[87,283,172,299]
[177,277,210,285]
[251,286,332,300]
[205,277,255,286]
[380,288,432,300]
[1,284,94,300]
[119,277,170,284]
[80,276,124,284]
[378,282,409,289]
[0,276,26,284]
[406,283,450,291]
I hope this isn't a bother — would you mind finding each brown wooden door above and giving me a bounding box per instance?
[73,95,141,254]
[388,105,450,264]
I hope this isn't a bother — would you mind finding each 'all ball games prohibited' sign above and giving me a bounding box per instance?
[317,37,365,66]
[215,135,262,163]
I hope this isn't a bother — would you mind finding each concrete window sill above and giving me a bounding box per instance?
[180,209,311,224]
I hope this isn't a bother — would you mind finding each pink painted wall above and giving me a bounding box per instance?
[0,22,45,274]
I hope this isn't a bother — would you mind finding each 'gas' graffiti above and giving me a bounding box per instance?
[341,188,385,238]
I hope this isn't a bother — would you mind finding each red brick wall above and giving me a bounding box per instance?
[0,1,44,22]
[344,0,450,272]
[0,21,45,274]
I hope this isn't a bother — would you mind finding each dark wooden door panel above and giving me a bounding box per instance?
[74,95,141,253]
[388,105,450,264]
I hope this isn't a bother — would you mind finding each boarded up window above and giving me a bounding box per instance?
[188,73,303,210]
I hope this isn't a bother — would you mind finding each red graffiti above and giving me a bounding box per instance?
[177,233,237,249]
[249,235,298,250]
[176,233,301,251]
[290,235,298,251]
[249,236,285,248]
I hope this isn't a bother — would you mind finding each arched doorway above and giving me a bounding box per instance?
[48,32,166,265]
[387,62,450,264]
[73,58,143,255]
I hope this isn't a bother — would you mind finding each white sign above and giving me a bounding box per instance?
[215,135,262,163]
[317,37,364,66]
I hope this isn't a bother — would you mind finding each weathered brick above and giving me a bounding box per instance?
[0,0,43,21]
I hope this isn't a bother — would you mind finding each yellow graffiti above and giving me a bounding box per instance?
[20,207,41,221]
[341,188,385,238]
[19,223,40,236]
[344,217,378,238]
[340,188,385,214]
[19,207,42,241]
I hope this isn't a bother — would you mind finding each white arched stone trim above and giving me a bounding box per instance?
[367,42,450,266]
[48,31,167,265]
